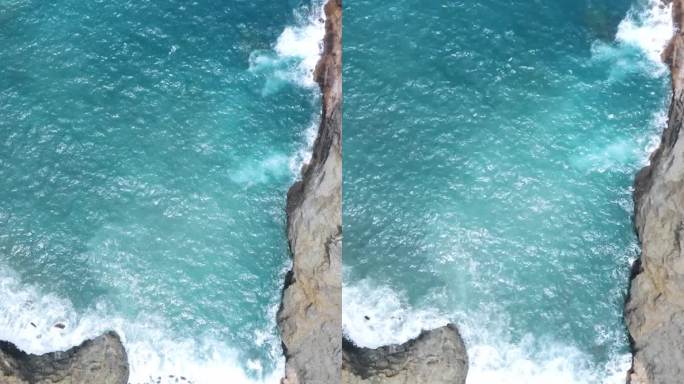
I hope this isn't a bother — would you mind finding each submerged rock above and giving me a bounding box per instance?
[341,325,468,384]
[0,331,128,384]
[277,0,342,383]
[626,1,684,383]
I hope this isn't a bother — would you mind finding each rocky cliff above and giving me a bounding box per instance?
[626,1,684,383]
[341,325,468,384]
[0,331,128,384]
[277,0,342,383]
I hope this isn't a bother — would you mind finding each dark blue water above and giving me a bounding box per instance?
[0,1,324,382]
[343,0,671,382]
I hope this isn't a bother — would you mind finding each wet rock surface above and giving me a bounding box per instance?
[277,0,342,383]
[0,331,128,384]
[341,325,468,384]
[626,1,684,383]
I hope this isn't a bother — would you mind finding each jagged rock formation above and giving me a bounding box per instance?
[341,325,468,384]
[277,0,342,383]
[0,331,128,384]
[626,1,684,383]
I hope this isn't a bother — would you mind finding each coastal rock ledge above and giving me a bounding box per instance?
[277,0,342,383]
[341,325,468,384]
[0,331,128,384]
[626,0,684,383]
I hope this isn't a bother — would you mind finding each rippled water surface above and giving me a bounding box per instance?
[343,0,671,382]
[0,1,323,382]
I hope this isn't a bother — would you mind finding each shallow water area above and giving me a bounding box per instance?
[0,0,325,382]
[343,0,672,383]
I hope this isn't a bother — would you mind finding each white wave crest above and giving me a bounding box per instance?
[342,280,449,348]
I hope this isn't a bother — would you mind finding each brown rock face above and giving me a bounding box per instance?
[626,1,684,383]
[341,325,468,384]
[277,0,342,383]
[0,331,129,384]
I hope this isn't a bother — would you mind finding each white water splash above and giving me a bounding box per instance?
[617,0,673,68]
[590,0,672,80]
[343,279,630,384]
[249,1,326,93]
[0,266,284,384]
[274,3,326,88]
[465,339,630,384]
[342,280,449,348]
[247,2,326,177]
[570,110,665,172]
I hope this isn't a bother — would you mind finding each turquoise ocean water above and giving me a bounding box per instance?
[343,0,672,382]
[0,1,324,382]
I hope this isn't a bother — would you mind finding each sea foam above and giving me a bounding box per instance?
[249,1,325,93]
[616,0,673,69]
[343,279,630,384]
[274,3,326,89]
[247,1,326,177]
[0,265,285,384]
[581,0,671,172]
[590,0,671,81]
